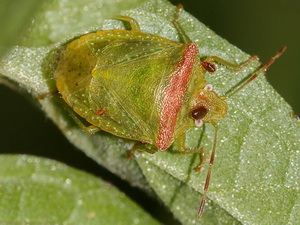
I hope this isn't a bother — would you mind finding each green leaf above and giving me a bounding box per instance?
[0,155,159,224]
[0,0,45,58]
[21,0,147,47]
[0,0,299,224]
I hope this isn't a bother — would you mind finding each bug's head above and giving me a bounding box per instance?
[191,84,228,127]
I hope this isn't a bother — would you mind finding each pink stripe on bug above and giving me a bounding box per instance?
[157,43,198,150]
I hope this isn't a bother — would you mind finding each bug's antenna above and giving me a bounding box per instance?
[197,122,218,218]
[225,46,287,98]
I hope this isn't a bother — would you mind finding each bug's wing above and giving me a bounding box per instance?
[54,37,97,104]
[54,34,133,141]
[86,32,187,144]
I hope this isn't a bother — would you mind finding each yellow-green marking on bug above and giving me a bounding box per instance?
[53,5,286,218]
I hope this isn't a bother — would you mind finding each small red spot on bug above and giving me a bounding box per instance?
[95,109,105,116]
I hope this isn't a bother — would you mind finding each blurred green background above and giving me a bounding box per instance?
[0,0,299,223]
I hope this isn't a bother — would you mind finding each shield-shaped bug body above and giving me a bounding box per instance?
[53,5,286,218]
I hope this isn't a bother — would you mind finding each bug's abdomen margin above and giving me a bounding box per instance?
[54,35,98,110]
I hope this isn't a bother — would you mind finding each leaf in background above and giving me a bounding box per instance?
[0,0,45,58]
[0,0,299,224]
[22,0,146,47]
[0,155,159,224]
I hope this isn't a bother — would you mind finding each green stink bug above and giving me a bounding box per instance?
[53,5,286,217]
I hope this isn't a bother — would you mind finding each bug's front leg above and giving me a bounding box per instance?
[202,47,287,98]
[177,134,206,173]
[201,55,259,73]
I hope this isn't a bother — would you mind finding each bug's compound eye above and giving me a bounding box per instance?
[191,106,208,120]
[204,84,213,91]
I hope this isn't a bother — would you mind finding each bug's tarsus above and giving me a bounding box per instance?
[226,46,287,98]
[260,46,287,73]
[126,149,135,159]
[177,3,184,9]
[292,111,299,120]
[37,90,59,100]
[174,4,183,22]
[197,122,218,218]
[194,148,206,172]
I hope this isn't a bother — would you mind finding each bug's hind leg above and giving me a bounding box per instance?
[114,16,141,31]
[37,90,58,100]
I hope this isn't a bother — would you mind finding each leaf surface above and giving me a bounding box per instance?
[0,0,299,224]
[0,155,159,224]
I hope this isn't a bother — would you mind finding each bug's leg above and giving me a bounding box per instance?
[37,90,58,100]
[177,133,188,154]
[38,91,100,133]
[127,142,158,158]
[177,133,197,154]
[65,106,100,134]
[194,148,206,173]
[114,16,141,31]
[172,4,193,44]
[202,46,285,74]
[173,4,257,69]
[201,55,259,73]
[177,134,206,172]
